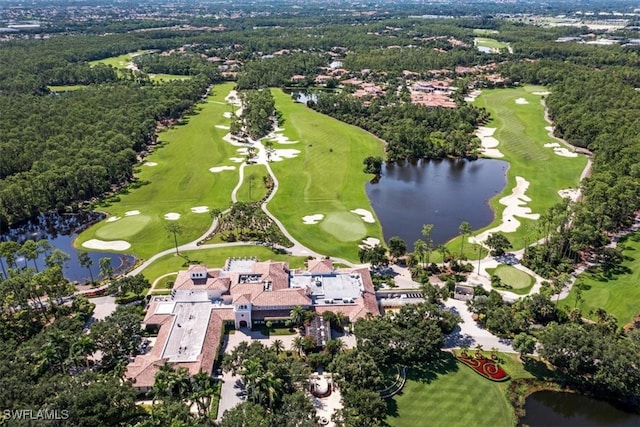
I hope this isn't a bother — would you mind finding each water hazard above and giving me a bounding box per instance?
[1,212,135,283]
[522,391,640,426]
[366,158,508,248]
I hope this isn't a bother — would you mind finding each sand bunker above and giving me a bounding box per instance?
[191,206,210,213]
[164,213,181,220]
[215,125,230,130]
[471,176,539,244]
[144,162,158,167]
[105,216,121,223]
[82,239,131,251]
[464,90,482,102]
[544,143,560,148]
[125,210,141,216]
[553,147,578,157]
[270,149,300,162]
[222,133,248,147]
[515,98,529,105]
[209,165,236,173]
[476,127,504,158]
[558,188,580,202]
[268,132,298,145]
[350,208,375,223]
[222,112,233,119]
[302,214,324,225]
[235,107,243,117]
[225,90,241,106]
[532,91,551,96]
[229,157,245,163]
[359,237,381,249]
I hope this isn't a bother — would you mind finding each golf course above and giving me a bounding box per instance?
[76,82,240,258]
[445,86,588,253]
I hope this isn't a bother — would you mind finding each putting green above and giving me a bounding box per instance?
[95,215,152,239]
[488,265,535,292]
[320,212,367,242]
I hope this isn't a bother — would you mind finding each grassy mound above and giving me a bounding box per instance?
[320,212,367,242]
[95,215,152,239]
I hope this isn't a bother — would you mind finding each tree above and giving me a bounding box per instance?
[388,236,407,261]
[362,156,383,175]
[290,305,306,328]
[270,339,284,355]
[263,139,274,162]
[512,332,536,358]
[358,244,388,267]
[190,371,217,417]
[333,388,387,427]
[45,248,71,270]
[77,251,94,283]
[90,306,143,371]
[485,232,512,256]
[18,239,39,271]
[219,401,271,427]
[421,224,434,264]
[165,222,183,255]
[291,336,305,356]
[458,221,472,257]
[99,257,113,281]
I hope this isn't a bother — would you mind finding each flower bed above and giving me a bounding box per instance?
[457,354,510,382]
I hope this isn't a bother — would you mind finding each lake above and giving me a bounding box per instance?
[522,391,640,426]
[365,158,508,248]
[0,212,135,283]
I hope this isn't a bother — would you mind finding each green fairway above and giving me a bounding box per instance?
[267,89,384,261]
[475,37,509,51]
[387,353,533,427]
[237,165,270,203]
[320,212,367,242]
[462,86,587,250]
[141,246,308,284]
[561,233,640,327]
[77,82,239,259]
[473,29,500,36]
[48,85,88,92]
[88,50,153,69]
[148,74,193,83]
[487,265,535,294]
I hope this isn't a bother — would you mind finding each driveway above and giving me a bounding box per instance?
[84,295,117,329]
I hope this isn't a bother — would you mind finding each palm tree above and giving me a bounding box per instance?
[191,372,216,417]
[459,221,472,257]
[257,371,283,409]
[291,336,305,357]
[77,251,94,283]
[421,224,434,265]
[270,339,284,355]
[99,257,113,281]
[290,305,306,328]
[413,239,427,268]
[263,140,274,162]
[165,222,183,255]
[70,335,95,369]
[18,239,39,271]
[241,358,263,404]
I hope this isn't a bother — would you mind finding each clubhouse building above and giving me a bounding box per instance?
[125,258,379,393]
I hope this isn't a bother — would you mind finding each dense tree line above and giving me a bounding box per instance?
[0,78,209,226]
[134,52,222,81]
[312,91,487,161]
[236,53,328,89]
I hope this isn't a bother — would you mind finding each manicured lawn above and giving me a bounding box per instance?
[387,352,534,427]
[560,233,640,327]
[155,274,177,289]
[475,37,509,50]
[267,89,384,261]
[466,86,587,250]
[77,82,240,259]
[148,73,193,82]
[48,85,88,92]
[236,164,270,203]
[473,29,500,36]
[141,245,308,284]
[487,265,535,295]
[88,50,154,69]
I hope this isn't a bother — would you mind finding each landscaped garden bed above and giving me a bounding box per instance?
[457,353,510,382]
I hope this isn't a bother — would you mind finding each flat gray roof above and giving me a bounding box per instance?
[161,302,212,363]
[291,272,363,303]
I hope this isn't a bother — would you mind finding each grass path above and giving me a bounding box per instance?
[267,89,384,261]
[561,233,640,326]
[76,82,239,259]
[446,86,587,253]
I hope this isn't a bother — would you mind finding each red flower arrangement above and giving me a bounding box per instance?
[457,354,510,382]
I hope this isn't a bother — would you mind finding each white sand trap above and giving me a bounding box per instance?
[515,98,529,105]
[558,188,580,202]
[270,149,300,162]
[125,210,141,216]
[359,237,381,249]
[553,147,578,157]
[470,176,539,244]
[144,162,158,167]
[229,157,245,163]
[105,216,121,223]
[82,239,131,251]
[476,127,504,158]
[544,143,560,148]
[532,91,551,96]
[215,125,230,130]
[350,208,375,223]
[464,90,482,102]
[191,206,210,213]
[225,90,241,106]
[236,147,249,155]
[269,133,298,144]
[209,165,236,173]
[302,214,324,225]
[235,107,243,117]
[223,112,233,119]
[164,213,181,220]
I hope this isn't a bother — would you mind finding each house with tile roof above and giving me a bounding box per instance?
[125,258,379,392]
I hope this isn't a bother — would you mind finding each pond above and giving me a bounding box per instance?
[0,212,135,283]
[365,158,508,249]
[522,391,640,426]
